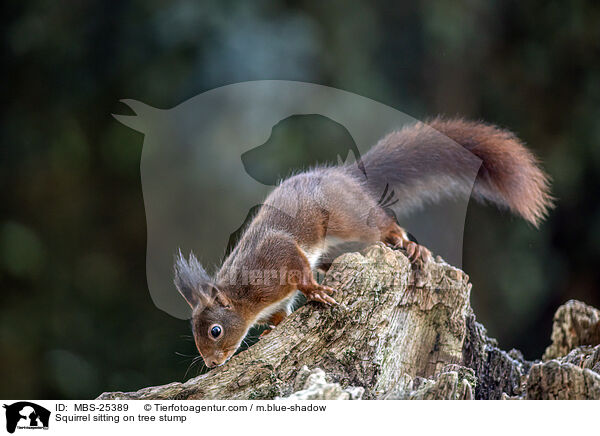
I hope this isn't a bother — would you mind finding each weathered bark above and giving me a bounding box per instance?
[525,300,600,400]
[462,315,532,399]
[98,244,600,400]
[542,299,600,361]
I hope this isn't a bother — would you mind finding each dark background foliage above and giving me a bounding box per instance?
[2,0,599,398]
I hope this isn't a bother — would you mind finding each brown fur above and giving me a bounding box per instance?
[354,117,554,226]
[174,118,553,367]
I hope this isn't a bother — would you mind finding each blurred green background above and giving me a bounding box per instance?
[2,0,599,399]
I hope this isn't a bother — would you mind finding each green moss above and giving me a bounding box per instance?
[247,384,281,400]
[342,347,357,365]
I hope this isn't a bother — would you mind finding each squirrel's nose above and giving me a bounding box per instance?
[201,357,216,368]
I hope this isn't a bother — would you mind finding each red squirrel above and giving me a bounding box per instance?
[174,118,553,368]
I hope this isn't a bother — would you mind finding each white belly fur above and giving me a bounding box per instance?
[253,291,301,326]
[301,236,345,269]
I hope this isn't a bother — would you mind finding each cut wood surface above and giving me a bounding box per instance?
[98,244,600,400]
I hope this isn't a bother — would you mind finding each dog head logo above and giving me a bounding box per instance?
[3,402,50,433]
[114,81,481,318]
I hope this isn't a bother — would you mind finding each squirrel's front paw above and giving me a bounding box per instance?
[301,284,338,305]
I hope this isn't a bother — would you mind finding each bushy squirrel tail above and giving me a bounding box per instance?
[350,117,553,226]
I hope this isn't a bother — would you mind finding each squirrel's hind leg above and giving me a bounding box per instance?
[376,216,432,265]
[259,310,288,337]
[380,221,432,287]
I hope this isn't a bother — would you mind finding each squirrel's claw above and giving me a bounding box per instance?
[303,284,338,306]
[403,241,432,264]
[387,237,432,266]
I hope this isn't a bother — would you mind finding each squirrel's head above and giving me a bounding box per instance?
[174,251,247,368]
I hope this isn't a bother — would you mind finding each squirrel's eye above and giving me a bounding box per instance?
[209,324,222,339]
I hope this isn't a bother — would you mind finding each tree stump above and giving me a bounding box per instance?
[98,244,600,400]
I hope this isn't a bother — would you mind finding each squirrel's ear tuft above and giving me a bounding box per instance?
[173,249,211,309]
[213,289,232,308]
